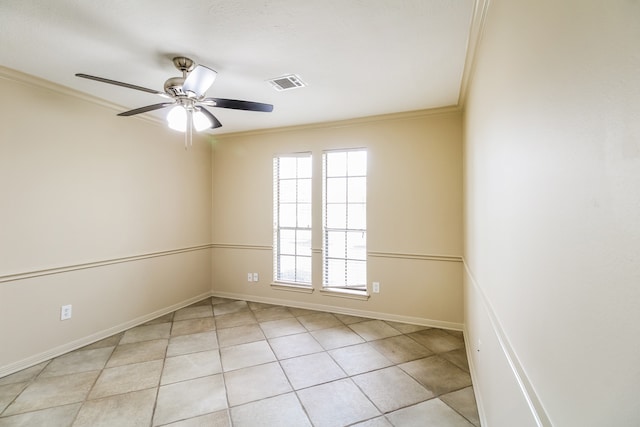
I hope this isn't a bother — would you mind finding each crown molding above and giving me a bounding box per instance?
[458,0,492,107]
[214,105,462,139]
[0,65,165,128]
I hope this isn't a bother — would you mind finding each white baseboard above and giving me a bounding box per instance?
[212,291,464,331]
[0,291,213,379]
[463,324,489,427]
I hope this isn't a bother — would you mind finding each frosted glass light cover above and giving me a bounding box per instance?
[193,110,212,131]
[167,105,187,132]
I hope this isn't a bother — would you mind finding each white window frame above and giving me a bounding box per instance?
[322,148,367,292]
[273,153,313,286]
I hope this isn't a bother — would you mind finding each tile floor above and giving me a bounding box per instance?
[0,297,480,427]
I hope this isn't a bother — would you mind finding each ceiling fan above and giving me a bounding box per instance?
[76,56,273,147]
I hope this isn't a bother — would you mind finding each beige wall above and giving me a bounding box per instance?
[464,1,640,425]
[0,69,213,375]
[211,111,463,326]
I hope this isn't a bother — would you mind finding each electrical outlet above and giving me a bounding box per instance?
[247,273,253,282]
[253,272,259,282]
[61,304,72,321]
[372,282,380,293]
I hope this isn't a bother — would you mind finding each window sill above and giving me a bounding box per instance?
[270,282,314,294]
[319,287,370,301]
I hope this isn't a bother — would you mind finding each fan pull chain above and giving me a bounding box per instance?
[186,109,193,150]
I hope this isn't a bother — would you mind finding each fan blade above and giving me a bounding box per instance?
[76,73,169,97]
[203,98,273,112]
[182,65,217,97]
[117,102,174,117]
[197,106,223,129]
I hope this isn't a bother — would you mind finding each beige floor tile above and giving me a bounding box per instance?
[385,321,430,334]
[259,318,306,338]
[89,360,162,399]
[440,386,481,427]
[73,388,156,427]
[213,301,250,316]
[3,371,98,415]
[40,347,114,378]
[224,362,291,407]
[252,306,294,322]
[210,297,234,306]
[166,331,218,357]
[0,362,48,386]
[329,343,394,376]
[352,366,433,413]
[268,333,323,360]
[188,298,213,307]
[408,329,465,353]
[80,334,123,350]
[0,382,28,413]
[247,301,276,311]
[214,311,257,329]
[445,329,465,339]
[348,320,402,341]
[162,409,231,426]
[297,312,342,331]
[311,326,365,350]
[399,356,472,396]
[441,348,471,372]
[1,300,480,427]
[280,352,346,390]
[153,375,227,426]
[171,317,215,337]
[174,305,213,321]
[0,403,81,427]
[297,379,380,427]
[288,307,316,317]
[216,324,265,348]
[161,350,222,385]
[230,392,311,427]
[105,339,168,368]
[368,335,433,364]
[220,341,276,372]
[386,398,475,427]
[120,323,171,345]
[351,417,394,426]
[143,313,174,326]
[334,313,368,325]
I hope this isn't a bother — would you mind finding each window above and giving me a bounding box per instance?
[273,153,312,284]
[323,149,367,290]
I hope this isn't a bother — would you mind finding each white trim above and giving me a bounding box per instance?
[0,244,213,283]
[211,244,462,264]
[458,0,492,106]
[270,282,314,294]
[463,259,551,427]
[215,106,462,139]
[212,291,463,331]
[463,321,488,427]
[0,292,213,379]
[319,287,370,301]
[368,251,462,263]
[0,66,164,128]
[210,243,271,251]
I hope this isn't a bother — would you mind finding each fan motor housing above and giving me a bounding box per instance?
[164,76,186,97]
[172,57,195,73]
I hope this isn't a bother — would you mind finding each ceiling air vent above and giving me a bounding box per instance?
[268,74,306,91]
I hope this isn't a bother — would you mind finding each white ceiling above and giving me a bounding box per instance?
[0,0,477,134]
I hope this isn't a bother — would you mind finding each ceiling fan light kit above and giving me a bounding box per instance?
[76,56,274,148]
[167,106,212,132]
